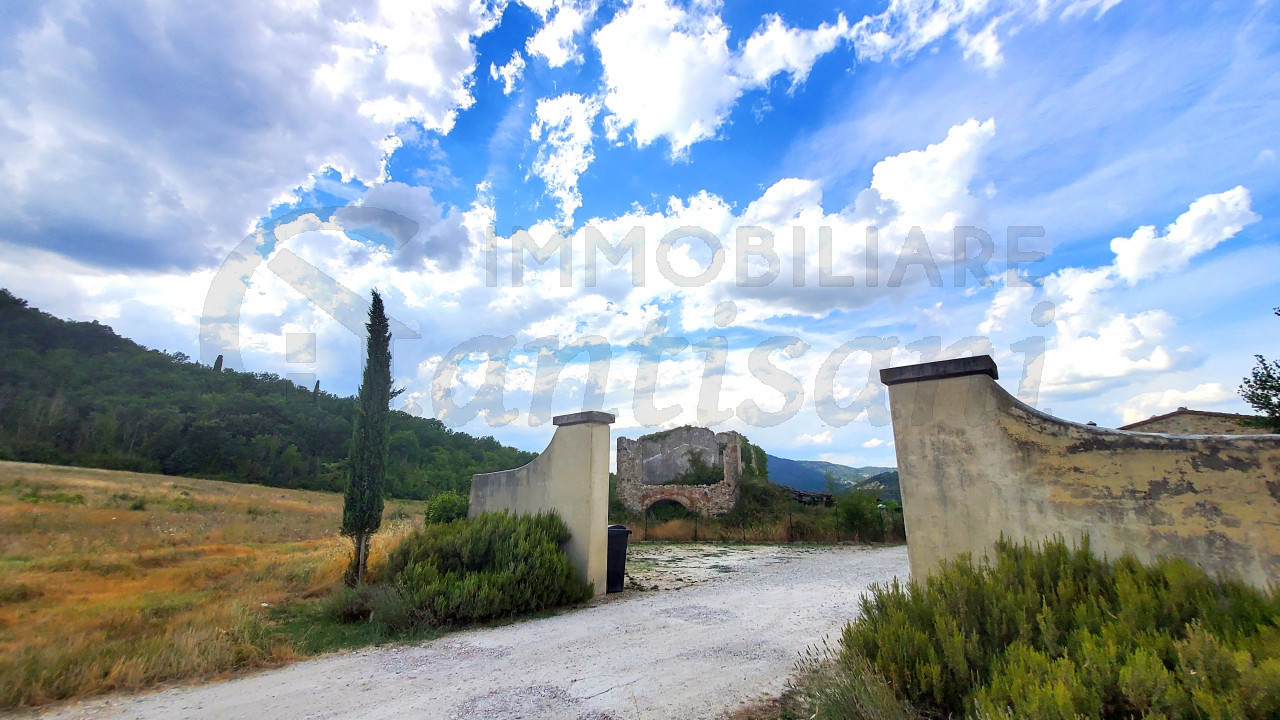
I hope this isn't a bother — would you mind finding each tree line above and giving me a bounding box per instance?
[0,290,534,500]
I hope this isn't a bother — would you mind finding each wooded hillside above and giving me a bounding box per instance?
[0,290,534,499]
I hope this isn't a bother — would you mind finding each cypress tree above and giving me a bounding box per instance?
[342,290,396,585]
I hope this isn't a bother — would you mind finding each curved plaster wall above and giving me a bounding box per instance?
[883,356,1280,590]
[468,411,614,596]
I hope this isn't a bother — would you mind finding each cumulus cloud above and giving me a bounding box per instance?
[977,271,1034,334]
[861,437,887,448]
[3,107,1013,442]
[544,116,1001,329]
[1117,383,1235,425]
[593,0,856,155]
[982,187,1261,399]
[354,182,471,270]
[957,19,1003,69]
[0,244,213,356]
[530,93,603,222]
[796,430,833,445]
[869,118,995,231]
[586,0,1130,157]
[526,2,591,67]
[737,14,851,88]
[593,0,739,153]
[490,51,527,95]
[262,117,996,433]
[0,0,499,272]
[1110,186,1260,285]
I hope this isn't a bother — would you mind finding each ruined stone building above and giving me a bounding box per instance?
[615,426,745,516]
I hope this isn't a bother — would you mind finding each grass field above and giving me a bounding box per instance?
[0,461,427,710]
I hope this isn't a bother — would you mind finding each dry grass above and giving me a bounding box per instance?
[721,688,807,720]
[0,461,423,710]
[632,517,827,543]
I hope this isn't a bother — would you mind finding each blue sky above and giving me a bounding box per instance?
[1,0,1277,465]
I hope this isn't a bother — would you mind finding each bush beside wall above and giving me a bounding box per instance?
[328,511,592,632]
[423,490,468,525]
[792,537,1280,720]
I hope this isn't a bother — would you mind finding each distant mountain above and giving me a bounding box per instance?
[765,453,900,502]
[855,470,901,504]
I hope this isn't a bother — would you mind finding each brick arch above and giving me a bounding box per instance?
[643,497,693,513]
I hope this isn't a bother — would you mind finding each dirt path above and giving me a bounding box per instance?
[31,544,909,720]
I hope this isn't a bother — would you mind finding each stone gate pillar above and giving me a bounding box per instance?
[468,411,615,596]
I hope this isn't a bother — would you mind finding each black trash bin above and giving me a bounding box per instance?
[606,524,632,593]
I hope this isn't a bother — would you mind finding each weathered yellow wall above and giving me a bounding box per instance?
[469,412,613,596]
[886,362,1280,590]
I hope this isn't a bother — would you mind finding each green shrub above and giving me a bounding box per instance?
[834,490,885,542]
[883,502,906,542]
[17,489,85,505]
[607,474,635,524]
[787,511,835,542]
[322,583,416,634]
[383,511,592,626]
[423,490,468,525]
[795,537,1280,720]
[722,474,790,528]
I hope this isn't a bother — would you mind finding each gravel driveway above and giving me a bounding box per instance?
[31,544,909,720]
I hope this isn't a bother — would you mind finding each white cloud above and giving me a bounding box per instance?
[957,19,1003,70]
[530,93,602,222]
[593,0,856,155]
[516,0,558,17]
[593,0,739,154]
[978,271,1034,334]
[568,117,999,326]
[869,118,996,232]
[736,14,851,88]
[1117,383,1234,425]
[0,245,213,356]
[0,0,498,271]
[353,181,471,270]
[988,187,1261,398]
[797,430,833,445]
[527,2,590,67]
[490,51,527,95]
[861,437,887,448]
[1110,186,1260,285]
[851,0,1125,67]
[591,0,1120,157]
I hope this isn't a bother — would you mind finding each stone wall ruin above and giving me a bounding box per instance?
[616,427,743,516]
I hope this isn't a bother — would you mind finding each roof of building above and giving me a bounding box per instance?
[1118,407,1261,431]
